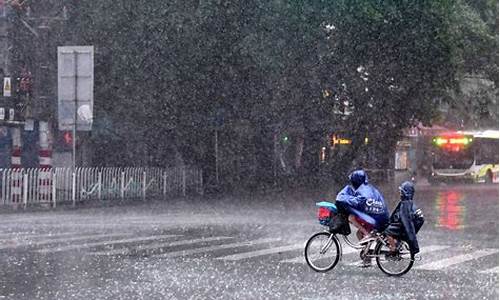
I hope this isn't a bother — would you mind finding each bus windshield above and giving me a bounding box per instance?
[432,147,474,170]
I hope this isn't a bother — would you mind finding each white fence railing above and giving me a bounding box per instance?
[0,166,203,208]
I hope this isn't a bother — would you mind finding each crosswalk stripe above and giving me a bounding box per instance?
[0,233,130,250]
[479,266,499,274]
[217,243,304,261]
[35,234,180,254]
[0,231,87,240]
[415,249,498,271]
[89,236,233,256]
[0,232,37,238]
[158,238,281,258]
[415,245,452,254]
[346,245,451,266]
[281,244,359,264]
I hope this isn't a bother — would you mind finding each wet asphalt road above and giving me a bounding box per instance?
[0,184,497,300]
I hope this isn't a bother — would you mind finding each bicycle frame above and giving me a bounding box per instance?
[342,234,366,250]
[323,228,390,258]
[319,234,336,254]
[320,230,343,257]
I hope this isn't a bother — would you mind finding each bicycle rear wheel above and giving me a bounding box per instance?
[375,240,414,276]
[304,232,341,272]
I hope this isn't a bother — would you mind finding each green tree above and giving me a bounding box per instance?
[43,0,498,186]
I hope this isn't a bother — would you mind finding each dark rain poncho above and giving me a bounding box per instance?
[384,199,424,255]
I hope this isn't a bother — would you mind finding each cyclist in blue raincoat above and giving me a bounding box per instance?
[335,169,390,243]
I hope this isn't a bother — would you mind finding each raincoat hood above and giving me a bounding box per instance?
[349,169,368,189]
[399,181,415,200]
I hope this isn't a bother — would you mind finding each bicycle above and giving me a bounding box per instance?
[304,201,415,276]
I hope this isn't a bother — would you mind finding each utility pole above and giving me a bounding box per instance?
[0,3,9,76]
[10,2,68,170]
[215,128,219,185]
[24,4,67,121]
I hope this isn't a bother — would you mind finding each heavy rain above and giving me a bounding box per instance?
[0,1,498,299]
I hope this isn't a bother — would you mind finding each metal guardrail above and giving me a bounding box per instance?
[0,166,203,208]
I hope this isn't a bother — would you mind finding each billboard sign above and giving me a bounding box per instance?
[57,46,94,131]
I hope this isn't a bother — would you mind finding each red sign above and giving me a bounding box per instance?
[63,132,73,145]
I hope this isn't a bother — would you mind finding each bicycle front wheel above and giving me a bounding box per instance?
[304,232,341,272]
[375,240,414,276]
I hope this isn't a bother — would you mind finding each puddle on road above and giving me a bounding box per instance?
[434,190,466,230]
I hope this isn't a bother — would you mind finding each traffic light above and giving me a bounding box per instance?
[280,134,292,147]
[18,70,33,96]
[63,131,73,145]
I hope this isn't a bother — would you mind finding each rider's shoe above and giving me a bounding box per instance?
[357,257,372,268]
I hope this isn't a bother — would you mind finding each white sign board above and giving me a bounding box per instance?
[3,77,11,97]
[57,46,94,131]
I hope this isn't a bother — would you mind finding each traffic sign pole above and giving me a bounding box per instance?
[72,50,77,171]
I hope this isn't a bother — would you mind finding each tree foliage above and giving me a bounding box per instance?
[42,0,498,185]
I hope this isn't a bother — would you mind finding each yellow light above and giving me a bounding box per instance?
[332,134,352,145]
[435,137,447,145]
[364,137,369,144]
[449,138,469,145]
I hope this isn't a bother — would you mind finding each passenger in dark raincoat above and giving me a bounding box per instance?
[385,181,425,255]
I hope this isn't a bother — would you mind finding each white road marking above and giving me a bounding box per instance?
[217,243,304,261]
[158,237,281,258]
[0,232,38,238]
[89,236,233,256]
[346,244,451,266]
[479,266,499,274]
[0,231,88,240]
[35,234,180,254]
[281,244,358,264]
[0,233,130,250]
[415,249,498,271]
